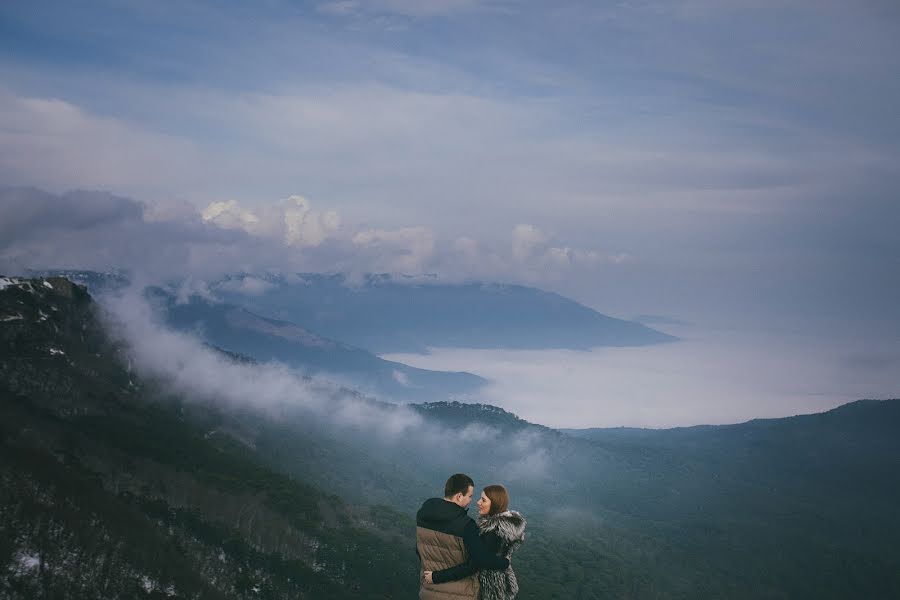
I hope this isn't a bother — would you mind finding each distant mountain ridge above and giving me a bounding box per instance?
[145,287,486,402]
[18,270,489,402]
[560,398,900,441]
[212,272,677,353]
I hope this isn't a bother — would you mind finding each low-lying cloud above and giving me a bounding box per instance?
[384,324,900,428]
[99,287,556,485]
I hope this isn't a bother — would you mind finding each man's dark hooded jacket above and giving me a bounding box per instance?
[416,498,510,599]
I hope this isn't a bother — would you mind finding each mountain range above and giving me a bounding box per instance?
[33,269,677,403]
[144,286,485,402]
[211,272,677,353]
[3,276,899,599]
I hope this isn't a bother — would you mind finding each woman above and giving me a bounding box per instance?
[425,484,526,600]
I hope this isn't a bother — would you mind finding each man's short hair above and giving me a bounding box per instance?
[444,473,475,498]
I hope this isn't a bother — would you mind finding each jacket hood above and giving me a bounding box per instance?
[417,497,469,525]
[477,510,526,543]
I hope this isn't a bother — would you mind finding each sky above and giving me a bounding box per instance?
[1,1,898,425]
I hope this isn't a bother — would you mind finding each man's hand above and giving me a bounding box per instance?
[423,571,434,585]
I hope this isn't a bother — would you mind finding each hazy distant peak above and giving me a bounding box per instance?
[210,271,677,353]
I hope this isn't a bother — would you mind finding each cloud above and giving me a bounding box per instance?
[352,227,436,273]
[1,66,897,336]
[511,224,547,262]
[5,80,827,233]
[507,223,631,283]
[172,278,220,305]
[392,369,411,387]
[0,89,203,197]
[0,186,624,295]
[4,80,894,250]
[504,447,550,481]
[201,195,342,248]
[0,187,261,280]
[284,196,342,247]
[316,1,360,16]
[102,287,428,434]
[377,0,486,16]
[383,325,900,428]
[96,288,561,462]
[456,423,500,442]
[0,187,144,246]
[201,200,261,232]
[317,0,490,18]
[215,276,276,296]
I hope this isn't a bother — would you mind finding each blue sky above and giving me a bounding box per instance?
[1,1,898,423]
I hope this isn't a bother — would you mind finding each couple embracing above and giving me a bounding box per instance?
[416,473,526,600]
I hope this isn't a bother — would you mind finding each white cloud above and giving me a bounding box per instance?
[2,79,894,336]
[383,325,900,428]
[374,0,486,16]
[0,88,202,197]
[283,195,341,247]
[392,369,411,387]
[173,278,220,305]
[316,1,360,16]
[1,187,626,289]
[504,447,550,481]
[452,237,479,259]
[103,288,432,436]
[507,223,629,281]
[511,224,548,262]
[201,200,261,231]
[457,423,500,442]
[317,0,490,18]
[3,82,880,242]
[201,196,341,248]
[215,276,275,296]
[352,226,436,272]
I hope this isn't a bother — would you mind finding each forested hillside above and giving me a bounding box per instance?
[0,277,416,598]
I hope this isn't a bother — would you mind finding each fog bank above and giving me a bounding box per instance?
[385,324,900,428]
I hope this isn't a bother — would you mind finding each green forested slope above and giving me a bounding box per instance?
[0,277,417,599]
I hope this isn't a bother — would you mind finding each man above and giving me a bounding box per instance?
[416,473,510,599]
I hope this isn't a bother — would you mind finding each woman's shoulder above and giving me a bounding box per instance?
[478,510,527,541]
[502,510,526,525]
[479,510,526,522]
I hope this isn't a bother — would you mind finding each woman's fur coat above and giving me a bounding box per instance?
[478,510,526,600]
